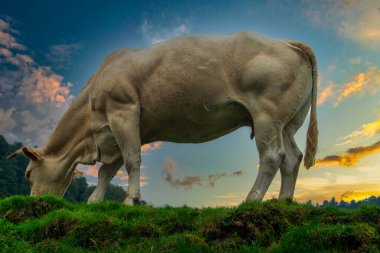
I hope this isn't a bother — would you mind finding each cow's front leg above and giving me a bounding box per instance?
[87,159,123,203]
[108,104,142,205]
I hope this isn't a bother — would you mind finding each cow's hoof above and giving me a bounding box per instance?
[123,197,147,206]
[87,197,101,204]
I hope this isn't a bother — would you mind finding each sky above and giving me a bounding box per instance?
[0,0,379,207]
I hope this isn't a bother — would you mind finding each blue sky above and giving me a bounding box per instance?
[0,0,379,206]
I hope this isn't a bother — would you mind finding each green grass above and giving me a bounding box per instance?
[1,196,380,252]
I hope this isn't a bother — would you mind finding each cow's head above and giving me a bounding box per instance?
[7,146,82,197]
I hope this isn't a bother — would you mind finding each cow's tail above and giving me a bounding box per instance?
[288,41,318,169]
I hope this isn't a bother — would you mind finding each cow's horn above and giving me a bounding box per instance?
[6,148,24,160]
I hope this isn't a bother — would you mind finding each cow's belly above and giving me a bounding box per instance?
[140,101,252,144]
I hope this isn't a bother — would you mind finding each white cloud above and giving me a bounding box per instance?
[303,0,380,50]
[46,43,81,69]
[140,20,189,45]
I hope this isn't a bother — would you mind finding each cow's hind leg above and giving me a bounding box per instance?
[278,133,302,200]
[108,104,142,205]
[87,159,123,203]
[279,99,310,199]
[246,114,286,201]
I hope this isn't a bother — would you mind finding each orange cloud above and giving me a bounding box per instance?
[141,142,162,152]
[315,141,380,167]
[118,181,148,188]
[317,83,334,105]
[334,67,380,106]
[19,67,73,106]
[316,66,380,106]
[341,119,380,140]
[85,164,100,177]
[340,190,380,202]
[294,176,380,204]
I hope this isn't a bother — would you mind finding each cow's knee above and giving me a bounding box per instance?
[262,148,286,169]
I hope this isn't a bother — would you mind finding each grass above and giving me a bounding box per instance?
[0,196,380,252]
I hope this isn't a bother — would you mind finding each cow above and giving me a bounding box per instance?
[7,31,318,205]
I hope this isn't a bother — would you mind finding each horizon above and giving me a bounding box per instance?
[0,0,379,207]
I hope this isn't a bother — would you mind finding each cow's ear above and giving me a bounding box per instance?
[72,169,83,178]
[22,147,43,162]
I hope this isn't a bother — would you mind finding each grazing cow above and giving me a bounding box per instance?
[7,32,318,205]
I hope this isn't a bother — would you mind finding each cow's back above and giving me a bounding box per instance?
[90,32,305,144]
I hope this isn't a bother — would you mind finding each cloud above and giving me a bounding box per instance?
[334,139,357,147]
[339,119,380,143]
[317,83,335,105]
[340,190,354,201]
[232,170,243,176]
[0,107,16,132]
[0,26,25,50]
[163,158,203,189]
[80,163,148,189]
[140,20,188,45]
[291,167,380,203]
[339,190,380,202]
[84,164,100,178]
[315,141,380,167]
[334,67,380,106]
[19,67,73,105]
[162,158,244,189]
[0,18,74,146]
[141,142,162,153]
[208,173,227,187]
[118,181,148,188]
[46,43,81,69]
[317,66,380,106]
[349,57,362,65]
[303,0,380,50]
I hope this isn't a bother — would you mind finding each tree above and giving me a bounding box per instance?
[330,197,338,207]
[64,177,90,202]
[0,135,30,197]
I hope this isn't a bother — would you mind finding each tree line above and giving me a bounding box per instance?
[306,196,380,209]
[0,135,125,202]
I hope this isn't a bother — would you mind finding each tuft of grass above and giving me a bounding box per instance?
[275,223,378,253]
[0,194,72,223]
[1,195,380,252]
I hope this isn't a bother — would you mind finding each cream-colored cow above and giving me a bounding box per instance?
[8,32,318,205]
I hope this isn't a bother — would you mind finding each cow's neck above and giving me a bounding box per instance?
[44,85,96,166]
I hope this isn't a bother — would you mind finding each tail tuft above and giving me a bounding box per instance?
[304,118,318,169]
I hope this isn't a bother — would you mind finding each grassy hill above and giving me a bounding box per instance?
[1,195,380,252]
